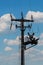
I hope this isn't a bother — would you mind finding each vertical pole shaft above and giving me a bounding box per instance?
[21,21,24,65]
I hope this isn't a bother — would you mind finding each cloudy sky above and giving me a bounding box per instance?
[0,0,43,65]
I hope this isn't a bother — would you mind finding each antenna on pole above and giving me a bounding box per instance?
[21,12,23,19]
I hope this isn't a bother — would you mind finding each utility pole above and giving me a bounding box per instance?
[10,12,39,65]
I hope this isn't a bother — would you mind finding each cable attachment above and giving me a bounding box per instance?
[24,32,39,50]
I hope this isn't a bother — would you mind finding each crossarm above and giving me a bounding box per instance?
[11,19,34,22]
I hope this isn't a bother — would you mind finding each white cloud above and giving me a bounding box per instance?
[0,22,7,31]
[40,33,43,38]
[26,11,43,22]
[38,40,43,45]
[4,36,20,45]
[0,13,15,32]
[4,46,13,51]
[37,33,43,46]
[1,14,11,22]
[40,50,43,54]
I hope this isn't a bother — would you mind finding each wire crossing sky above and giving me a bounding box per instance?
[0,0,43,65]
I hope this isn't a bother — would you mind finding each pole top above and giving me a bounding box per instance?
[10,12,34,22]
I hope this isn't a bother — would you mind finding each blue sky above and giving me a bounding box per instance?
[0,0,43,65]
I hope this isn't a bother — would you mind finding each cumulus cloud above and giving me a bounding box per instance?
[4,47,13,51]
[40,33,43,38]
[37,33,43,46]
[4,36,20,45]
[0,13,15,32]
[38,40,43,46]
[26,11,43,22]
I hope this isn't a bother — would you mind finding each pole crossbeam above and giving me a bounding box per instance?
[11,18,34,22]
[16,25,32,29]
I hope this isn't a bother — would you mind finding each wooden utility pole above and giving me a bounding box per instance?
[10,12,34,65]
